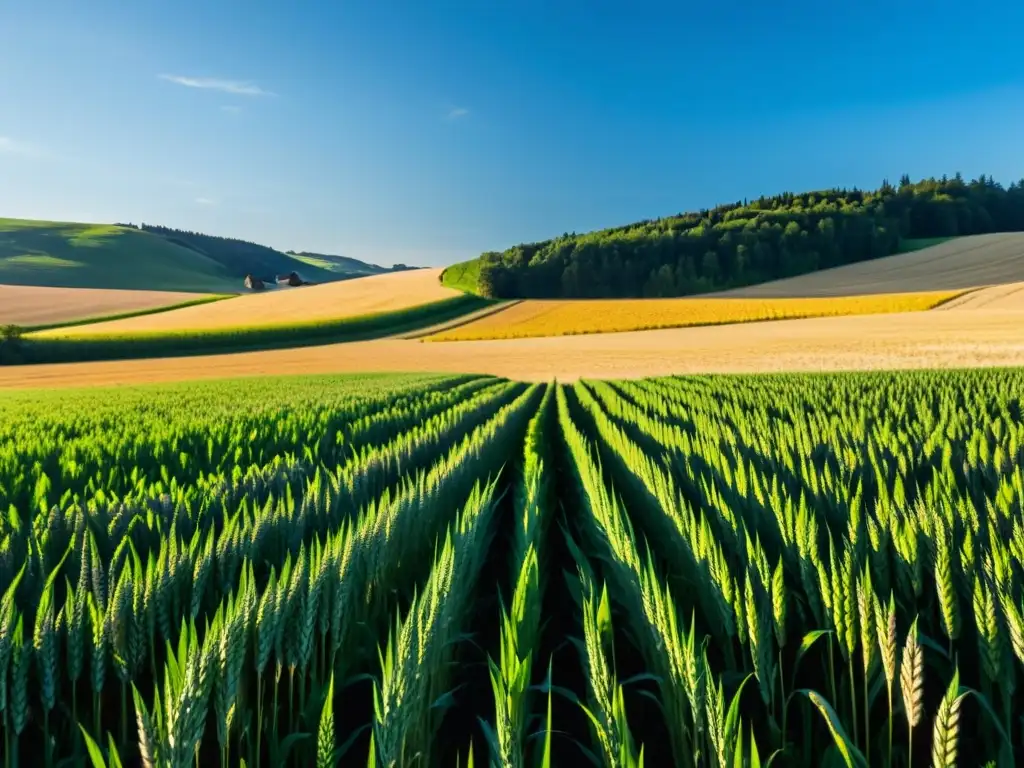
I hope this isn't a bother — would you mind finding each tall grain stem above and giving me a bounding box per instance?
[887,684,893,768]
[863,669,870,764]
[827,635,837,711]
[43,709,50,768]
[779,650,787,749]
[255,672,264,768]
[121,682,128,747]
[849,656,858,749]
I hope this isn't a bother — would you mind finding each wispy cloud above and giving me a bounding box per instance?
[160,74,273,96]
[0,136,43,157]
[195,197,218,206]
[446,107,470,120]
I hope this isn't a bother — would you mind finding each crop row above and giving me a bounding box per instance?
[2,369,1024,767]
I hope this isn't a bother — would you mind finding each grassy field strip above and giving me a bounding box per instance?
[440,257,482,295]
[427,290,962,341]
[396,299,517,339]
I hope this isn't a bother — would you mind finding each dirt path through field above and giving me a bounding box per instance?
[3,304,1023,389]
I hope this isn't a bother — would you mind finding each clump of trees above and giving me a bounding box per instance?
[476,174,1024,298]
[0,324,24,365]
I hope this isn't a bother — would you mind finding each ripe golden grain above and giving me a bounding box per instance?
[428,291,961,342]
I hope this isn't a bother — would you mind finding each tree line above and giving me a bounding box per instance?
[474,174,1024,298]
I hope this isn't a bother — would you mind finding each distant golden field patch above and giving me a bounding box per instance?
[428,290,964,341]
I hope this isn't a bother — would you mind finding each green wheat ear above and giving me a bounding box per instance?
[900,616,924,729]
[771,558,787,647]
[930,667,965,768]
[875,591,897,689]
[317,672,336,768]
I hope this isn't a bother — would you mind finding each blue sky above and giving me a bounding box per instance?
[1,1,1023,267]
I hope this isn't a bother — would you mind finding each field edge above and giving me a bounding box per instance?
[2,294,492,366]
[425,289,969,342]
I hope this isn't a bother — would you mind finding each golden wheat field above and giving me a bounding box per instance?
[428,290,961,341]
[3,295,1023,389]
[36,268,457,336]
[0,284,214,327]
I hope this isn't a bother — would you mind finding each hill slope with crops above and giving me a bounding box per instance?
[714,232,1024,297]
[3,369,1024,765]
[36,267,461,337]
[453,174,1024,299]
[429,233,1024,341]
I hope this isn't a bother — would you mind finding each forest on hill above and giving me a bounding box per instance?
[472,174,1024,298]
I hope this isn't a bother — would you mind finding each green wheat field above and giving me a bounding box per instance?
[1,368,1022,767]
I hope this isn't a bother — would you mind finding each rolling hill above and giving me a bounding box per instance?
[446,173,1024,299]
[431,233,1024,340]
[1,216,426,295]
[712,232,1024,297]
[287,251,417,277]
[0,219,240,292]
[130,224,340,284]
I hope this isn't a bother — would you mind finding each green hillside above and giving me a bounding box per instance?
[440,258,482,294]
[0,219,240,292]
[456,173,1024,299]
[289,250,421,277]
[288,251,388,276]
[131,224,340,284]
